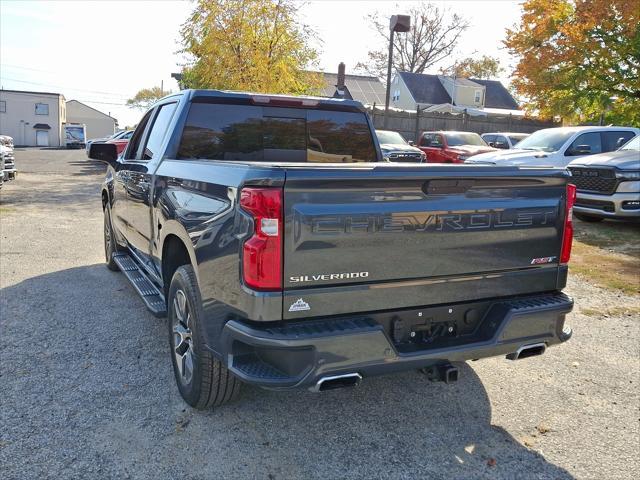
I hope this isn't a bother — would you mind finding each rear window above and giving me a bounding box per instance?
[177,103,377,163]
[601,131,635,152]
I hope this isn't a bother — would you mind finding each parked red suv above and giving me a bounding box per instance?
[417,131,497,163]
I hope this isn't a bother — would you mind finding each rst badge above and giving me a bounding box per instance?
[530,256,557,265]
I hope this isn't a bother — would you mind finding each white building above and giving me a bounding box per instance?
[390,72,522,117]
[66,100,117,140]
[0,89,67,147]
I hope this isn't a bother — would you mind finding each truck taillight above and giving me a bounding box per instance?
[240,187,283,291]
[560,183,576,265]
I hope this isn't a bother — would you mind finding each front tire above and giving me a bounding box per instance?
[574,212,603,223]
[168,265,241,409]
[104,207,120,271]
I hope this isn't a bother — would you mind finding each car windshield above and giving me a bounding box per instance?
[515,129,575,152]
[376,130,407,145]
[508,134,528,145]
[619,136,640,151]
[444,132,486,146]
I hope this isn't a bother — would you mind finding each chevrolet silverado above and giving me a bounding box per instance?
[90,89,575,409]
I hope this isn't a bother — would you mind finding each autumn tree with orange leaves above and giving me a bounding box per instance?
[505,0,640,125]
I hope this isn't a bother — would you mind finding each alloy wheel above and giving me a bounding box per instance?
[172,289,194,385]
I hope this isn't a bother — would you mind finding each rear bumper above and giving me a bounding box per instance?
[219,292,573,390]
[574,191,640,218]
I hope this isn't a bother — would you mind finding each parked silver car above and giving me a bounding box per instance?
[481,132,529,149]
[568,136,640,221]
[376,130,426,162]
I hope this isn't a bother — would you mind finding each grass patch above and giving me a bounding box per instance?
[571,241,640,296]
[574,219,640,258]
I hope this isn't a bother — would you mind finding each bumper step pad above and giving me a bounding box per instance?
[112,253,167,317]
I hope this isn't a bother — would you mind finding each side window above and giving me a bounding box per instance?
[141,102,178,160]
[483,134,496,144]
[124,110,154,160]
[35,103,49,115]
[601,131,635,152]
[566,132,602,156]
[433,134,444,147]
[495,135,508,148]
[419,134,430,147]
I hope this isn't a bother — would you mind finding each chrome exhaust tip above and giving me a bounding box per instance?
[310,373,362,392]
[507,342,547,360]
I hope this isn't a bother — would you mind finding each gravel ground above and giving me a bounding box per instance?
[1,149,638,480]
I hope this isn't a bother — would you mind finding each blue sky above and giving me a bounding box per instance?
[0,0,523,127]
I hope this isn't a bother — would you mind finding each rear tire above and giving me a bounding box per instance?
[168,265,241,409]
[574,212,603,223]
[104,207,120,271]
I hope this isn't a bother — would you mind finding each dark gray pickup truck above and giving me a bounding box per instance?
[90,89,575,409]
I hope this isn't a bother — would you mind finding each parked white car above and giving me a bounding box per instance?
[481,132,529,149]
[466,126,639,167]
[567,136,640,221]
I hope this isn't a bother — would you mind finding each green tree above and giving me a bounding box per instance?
[505,0,640,125]
[440,55,503,79]
[179,0,321,94]
[126,87,169,110]
[356,3,469,78]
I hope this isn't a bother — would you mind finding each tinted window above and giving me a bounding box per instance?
[125,110,153,160]
[444,132,486,146]
[307,110,376,162]
[567,132,602,156]
[177,103,377,163]
[602,131,635,152]
[508,134,528,145]
[483,134,496,143]
[143,103,178,160]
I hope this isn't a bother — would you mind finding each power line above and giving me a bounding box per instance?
[0,75,131,99]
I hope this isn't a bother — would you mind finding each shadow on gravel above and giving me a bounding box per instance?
[0,265,575,480]
[0,178,100,209]
[68,160,108,176]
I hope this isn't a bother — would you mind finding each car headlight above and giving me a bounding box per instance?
[615,171,640,180]
[617,181,640,193]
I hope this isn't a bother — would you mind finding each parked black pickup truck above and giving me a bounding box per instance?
[90,89,575,409]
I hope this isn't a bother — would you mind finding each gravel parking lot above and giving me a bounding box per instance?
[1,148,638,480]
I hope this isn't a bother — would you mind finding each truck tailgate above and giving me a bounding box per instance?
[282,164,569,319]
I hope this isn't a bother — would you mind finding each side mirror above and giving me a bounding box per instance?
[488,141,495,147]
[570,144,591,155]
[408,140,415,146]
[494,141,508,149]
[89,143,118,164]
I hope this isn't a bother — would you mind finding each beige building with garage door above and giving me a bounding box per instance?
[0,89,66,147]
[66,100,117,140]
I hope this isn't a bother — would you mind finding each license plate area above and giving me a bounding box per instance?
[375,300,495,354]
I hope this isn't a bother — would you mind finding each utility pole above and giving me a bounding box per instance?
[383,14,411,128]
